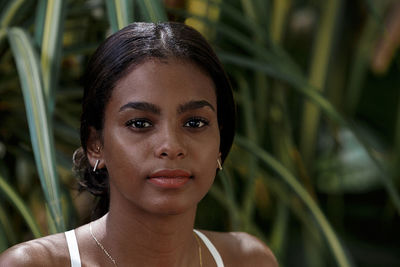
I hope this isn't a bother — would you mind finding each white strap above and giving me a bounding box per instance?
[65,230,82,267]
[193,229,224,267]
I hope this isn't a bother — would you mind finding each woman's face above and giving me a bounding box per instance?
[99,59,220,215]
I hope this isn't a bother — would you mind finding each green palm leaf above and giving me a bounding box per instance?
[0,0,25,27]
[37,0,66,112]
[218,51,400,215]
[0,202,16,249]
[235,136,353,267]
[299,0,342,167]
[106,0,134,32]
[0,0,25,44]
[0,173,42,239]
[136,0,167,22]
[7,27,65,232]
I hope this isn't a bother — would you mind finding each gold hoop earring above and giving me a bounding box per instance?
[217,158,223,171]
[93,159,100,172]
[72,148,80,165]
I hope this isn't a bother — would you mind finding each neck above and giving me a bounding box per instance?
[93,198,199,266]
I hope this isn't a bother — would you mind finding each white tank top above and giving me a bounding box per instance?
[65,229,224,267]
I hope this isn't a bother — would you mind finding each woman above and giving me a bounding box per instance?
[0,22,277,266]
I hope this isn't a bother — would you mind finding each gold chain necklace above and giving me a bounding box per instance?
[89,222,202,267]
[90,223,117,266]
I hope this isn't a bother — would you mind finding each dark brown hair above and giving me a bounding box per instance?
[74,22,236,218]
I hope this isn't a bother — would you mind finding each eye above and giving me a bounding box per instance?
[184,117,209,128]
[125,119,152,129]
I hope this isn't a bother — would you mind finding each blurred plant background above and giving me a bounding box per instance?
[1,0,400,266]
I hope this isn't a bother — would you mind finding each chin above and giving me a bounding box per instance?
[146,197,200,216]
[156,208,189,216]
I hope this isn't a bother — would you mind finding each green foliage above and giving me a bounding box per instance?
[8,27,64,232]
[0,172,41,238]
[106,0,134,32]
[1,0,399,266]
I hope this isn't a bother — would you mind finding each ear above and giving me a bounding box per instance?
[86,127,105,169]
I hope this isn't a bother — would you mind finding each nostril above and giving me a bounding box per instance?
[157,150,185,159]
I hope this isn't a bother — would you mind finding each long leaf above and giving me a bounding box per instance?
[171,9,302,76]
[39,0,66,113]
[344,0,388,115]
[209,175,267,241]
[235,136,354,267]
[0,0,25,27]
[269,201,289,259]
[236,72,259,224]
[0,202,16,247]
[0,226,8,252]
[0,0,25,44]
[105,0,134,32]
[33,0,47,47]
[218,170,241,230]
[300,0,343,166]
[219,51,400,215]
[136,0,167,22]
[267,0,293,260]
[218,51,346,124]
[208,181,241,227]
[7,27,65,232]
[0,173,42,238]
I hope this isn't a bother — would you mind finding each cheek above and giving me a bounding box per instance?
[101,126,147,178]
[192,130,220,174]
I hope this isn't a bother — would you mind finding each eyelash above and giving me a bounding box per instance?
[125,119,152,129]
[184,117,209,128]
[125,117,209,129]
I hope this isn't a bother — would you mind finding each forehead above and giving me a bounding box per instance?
[109,59,217,109]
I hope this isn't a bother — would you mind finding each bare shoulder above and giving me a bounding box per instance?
[201,230,278,267]
[0,232,69,267]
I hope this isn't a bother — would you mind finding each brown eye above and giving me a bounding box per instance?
[184,117,209,128]
[125,119,152,128]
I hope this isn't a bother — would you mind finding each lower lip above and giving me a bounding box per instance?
[147,177,191,189]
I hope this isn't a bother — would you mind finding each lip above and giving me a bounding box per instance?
[147,169,192,189]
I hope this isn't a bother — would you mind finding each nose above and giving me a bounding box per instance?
[154,125,186,159]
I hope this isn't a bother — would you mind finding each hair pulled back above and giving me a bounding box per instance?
[74,22,236,218]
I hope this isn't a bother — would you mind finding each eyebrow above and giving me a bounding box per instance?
[118,100,215,115]
[119,102,161,115]
[177,100,215,114]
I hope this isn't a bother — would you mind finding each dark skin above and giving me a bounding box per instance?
[0,59,278,267]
